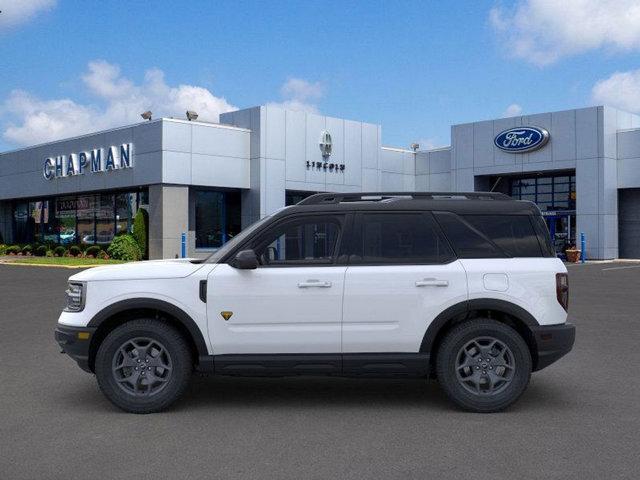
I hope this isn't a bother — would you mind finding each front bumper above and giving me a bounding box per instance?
[54,325,97,373]
[531,322,576,371]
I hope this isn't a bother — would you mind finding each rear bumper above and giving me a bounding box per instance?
[54,325,96,373]
[531,322,575,371]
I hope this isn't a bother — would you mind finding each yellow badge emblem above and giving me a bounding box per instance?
[220,311,233,321]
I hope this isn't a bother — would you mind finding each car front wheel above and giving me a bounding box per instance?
[95,319,192,414]
[436,319,532,413]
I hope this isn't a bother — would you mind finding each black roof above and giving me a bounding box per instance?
[282,192,539,216]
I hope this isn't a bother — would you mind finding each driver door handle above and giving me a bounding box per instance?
[415,278,449,287]
[298,280,332,288]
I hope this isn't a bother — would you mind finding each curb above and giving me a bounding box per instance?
[0,261,103,269]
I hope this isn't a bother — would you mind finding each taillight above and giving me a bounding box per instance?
[556,273,569,312]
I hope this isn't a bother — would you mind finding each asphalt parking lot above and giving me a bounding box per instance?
[1,262,639,479]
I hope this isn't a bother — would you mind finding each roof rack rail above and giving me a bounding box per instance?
[297,191,511,206]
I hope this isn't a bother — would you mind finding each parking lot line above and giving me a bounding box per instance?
[601,265,640,271]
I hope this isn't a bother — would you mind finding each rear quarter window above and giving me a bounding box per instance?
[434,212,549,258]
[531,214,556,257]
[433,212,506,258]
[462,215,543,257]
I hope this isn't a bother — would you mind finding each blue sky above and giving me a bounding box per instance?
[1,0,640,152]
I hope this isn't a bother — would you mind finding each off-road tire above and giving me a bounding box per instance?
[95,319,192,414]
[436,318,532,413]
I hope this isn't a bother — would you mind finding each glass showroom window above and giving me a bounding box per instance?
[13,202,29,243]
[40,201,59,243]
[29,201,46,242]
[10,189,147,245]
[116,193,137,235]
[95,194,116,244]
[77,195,96,245]
[510,174,576,211]
[56,196,77,244]
[194,190,242,249]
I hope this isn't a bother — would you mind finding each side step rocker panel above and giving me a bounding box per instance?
[197,353,430,378]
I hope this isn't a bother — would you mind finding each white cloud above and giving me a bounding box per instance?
[490,0,640,66]
[82,60,135,99]
[503,103,523,117]
[281,78,323,102]
[267,77,323,113]
[1,60,236,146]
[2,91,97,145]
[592,69,640,112]
[0,0,55,30]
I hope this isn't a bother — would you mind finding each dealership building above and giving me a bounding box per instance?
[1,104,639,259]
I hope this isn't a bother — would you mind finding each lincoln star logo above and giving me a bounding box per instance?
[319,130,332,158]
[494,126,549,153]
[307,130,344,172]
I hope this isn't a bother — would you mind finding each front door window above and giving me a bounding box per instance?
[194,190,241,249]
[255,218,341,266]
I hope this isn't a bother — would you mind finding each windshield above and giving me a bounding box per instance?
[199,214,274,264]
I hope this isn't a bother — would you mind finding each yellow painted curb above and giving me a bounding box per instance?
[0,261,104,269]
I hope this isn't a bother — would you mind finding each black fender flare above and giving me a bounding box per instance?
[419,298,539,353]
[87,298,209,357]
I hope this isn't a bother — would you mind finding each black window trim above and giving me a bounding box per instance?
[346,210,457,266]
[233,212,349,268]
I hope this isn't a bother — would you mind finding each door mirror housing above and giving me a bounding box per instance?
[233,249,259,269]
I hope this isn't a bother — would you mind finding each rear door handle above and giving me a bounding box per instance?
[415,278,449,287]
[298,280,332,288]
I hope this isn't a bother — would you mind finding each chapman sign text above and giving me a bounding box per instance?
[43,143,133,180]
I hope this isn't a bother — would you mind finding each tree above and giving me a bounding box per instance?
[132,208,149,259]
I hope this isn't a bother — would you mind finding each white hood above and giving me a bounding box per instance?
[69,259,206,282]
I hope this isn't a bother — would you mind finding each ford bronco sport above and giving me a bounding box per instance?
[55,192,575,413]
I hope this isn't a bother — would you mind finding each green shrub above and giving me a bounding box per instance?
[0,244,6,255]
[97,250,109,260]
[35,245,47,257]
[107,234,141,261]
[85,245,102,258]
[54,246,66,257]
[69,245,82,257]
[22,245,32,256]
[132,208,149,259]
[6,245,20,255]
[46,249,54,257]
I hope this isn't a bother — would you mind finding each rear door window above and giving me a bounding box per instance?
[349,212,455,264]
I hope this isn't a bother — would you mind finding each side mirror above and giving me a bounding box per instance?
[233,249,259,270]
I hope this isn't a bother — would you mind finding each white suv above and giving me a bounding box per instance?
[55,192,575,413]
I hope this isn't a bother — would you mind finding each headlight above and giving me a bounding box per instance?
[64,282,85,312]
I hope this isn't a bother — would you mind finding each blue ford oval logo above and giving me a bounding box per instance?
[494,126,549,153]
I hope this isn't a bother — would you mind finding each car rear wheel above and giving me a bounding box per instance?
[436,319,532,413]
[95,319,192,414]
